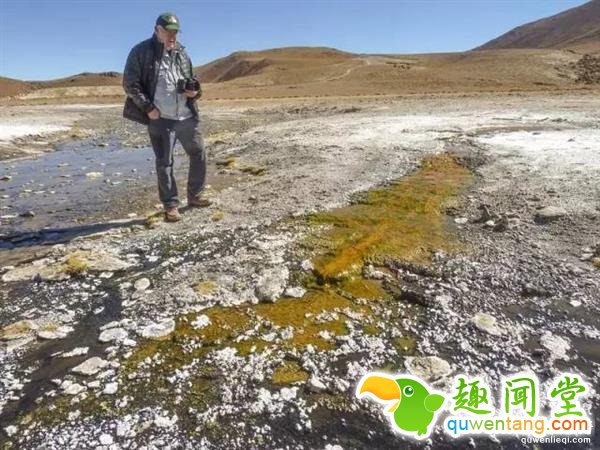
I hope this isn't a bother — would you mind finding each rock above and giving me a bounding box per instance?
[535,206,567,224]
[2,336,36,352]
[71,357,109,376]
[67,411,81,421]
[154,414,178,428]
[540,332,571,361]
[300,259,313,271]
[72,250,132,273]
[116,421,130,437]
[399,287,430,306]
[139,318,175,340]
[308,376,327,392]
[191,315,211,329]
[134,277,151,291]
[405,356,452,382]
[98,327,128,343]
[477,204,496,223]
[1,258,70,282]
[99,433,114,445]
[454,217,468,224]
[36,325,74,340]
[19,210,35,218]
[334,379,350,393]
[3,425,17,437]
[62,382,86,396]
[493,217,508,232]
[36,325,73,340]
[1,250,131,282]
[0,320,37,341]
[99,320,121,331]
[522,283,551,298]
[484,220,495,228]
[471,312,503,336]
[256,266,289,302]
[85,172,103,178]
[103,382,118,395]
[285,286,307,298]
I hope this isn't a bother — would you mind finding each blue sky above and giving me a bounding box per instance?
[0,0,589,81]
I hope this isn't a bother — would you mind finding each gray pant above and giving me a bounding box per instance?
[148,116,206,208]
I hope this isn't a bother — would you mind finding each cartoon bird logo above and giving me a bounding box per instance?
[356,373,445,438]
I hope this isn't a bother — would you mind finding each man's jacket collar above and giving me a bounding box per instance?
[151,33,185,55]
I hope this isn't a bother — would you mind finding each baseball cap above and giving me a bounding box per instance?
[156,12,180,31]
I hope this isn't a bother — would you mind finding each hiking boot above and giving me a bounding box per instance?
[164,206,182,222]
[187,196,212,208]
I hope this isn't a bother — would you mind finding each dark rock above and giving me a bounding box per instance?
[521,283,551,298]
[476,204,496,223]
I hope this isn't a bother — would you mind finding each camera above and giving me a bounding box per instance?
[176,78,200,93]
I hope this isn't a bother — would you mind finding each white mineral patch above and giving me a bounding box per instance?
[139,318,175,340]
[71,357,109,376]
[102,382,118,395]
[0,124,69,141]
[60,347,89,358]
[540,331,571,361]
[191,315,211,329]
[98,327,128,343]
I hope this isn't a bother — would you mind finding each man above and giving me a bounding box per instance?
[123,12,211,222]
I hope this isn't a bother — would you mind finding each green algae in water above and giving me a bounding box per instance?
[308,154,471,281]
[272,361,309,385]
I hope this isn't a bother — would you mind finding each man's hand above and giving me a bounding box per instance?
[147,108,160,120]
[184,90,199,98]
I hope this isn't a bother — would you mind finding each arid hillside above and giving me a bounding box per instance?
[475,0,600,53]
[0,77,34,98]
[32,71,123,88]
[196,47,590,99]
[197,47,355,83]
[2,47,596,103]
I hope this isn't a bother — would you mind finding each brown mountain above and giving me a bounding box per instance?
[32,72,123,88]
[0,76,34,97]
[0,72,123,99]
[3,46,591,102]
[474,0,600,52]
[196,47,355,83]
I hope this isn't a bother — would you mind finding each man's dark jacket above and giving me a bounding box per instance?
[122,34,201,125]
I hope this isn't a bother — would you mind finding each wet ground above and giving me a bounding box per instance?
[0,137,157,233]
[0,93,599,449]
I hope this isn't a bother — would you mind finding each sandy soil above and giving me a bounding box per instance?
[0,92,599,449]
